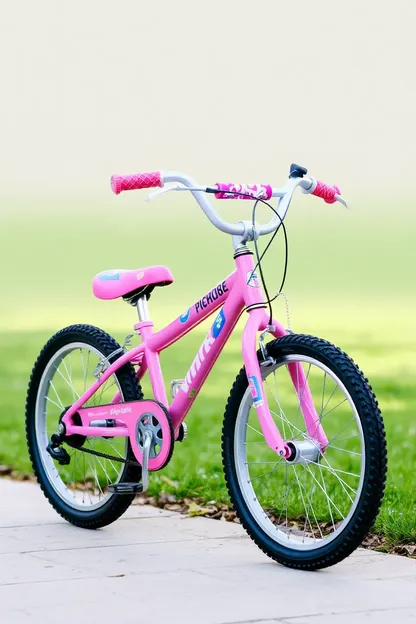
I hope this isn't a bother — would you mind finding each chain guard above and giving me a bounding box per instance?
[61,399,175,472]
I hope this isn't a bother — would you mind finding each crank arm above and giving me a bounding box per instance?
[107,430,152,495]
[140,430,152,492]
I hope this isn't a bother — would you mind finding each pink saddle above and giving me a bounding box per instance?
[93,266,174,302]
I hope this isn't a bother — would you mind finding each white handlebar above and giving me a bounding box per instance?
[146,171,347,240]
[157,172,310,239]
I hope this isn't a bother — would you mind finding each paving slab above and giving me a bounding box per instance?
[0,479,415,624]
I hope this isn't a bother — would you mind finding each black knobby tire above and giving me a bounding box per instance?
[26,324,143,529]
[221,334,387,570]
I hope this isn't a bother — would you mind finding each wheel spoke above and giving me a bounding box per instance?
[246,461,284,465]
[49,380,65,409]
[301,462,345,520]
[327,444,361,456]
[55,367,80,400]
[326,417,357,446]
[312,461,360,480]
[333,434,360,443]
[292,465,317,542]
[244,440,269,445]
[249,463,283,483]
[319,381,339,420]
[63,355,75,403]
[320,397,348,421]
[88,457,104,499]
[246,423,265,438]
[270,409,308,440]
[108,441,124,460]
[274,469,306,511]
[316,458,355,503]
[95,377,117,407]
[94,452,115,489]
[317,460,336,532]
[45,395,62,411]
[266,375,294,439]
[316,459,357,495]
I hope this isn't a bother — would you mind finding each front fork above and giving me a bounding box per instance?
[242,308,328,458]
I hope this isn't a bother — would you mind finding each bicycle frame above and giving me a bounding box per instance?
[61,251,328,458]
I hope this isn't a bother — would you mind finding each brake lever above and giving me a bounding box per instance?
[335,195,349,209]
[146,183,209,202]
[145,184,183,202]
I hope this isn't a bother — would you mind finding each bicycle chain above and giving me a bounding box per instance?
[66,444,142,467]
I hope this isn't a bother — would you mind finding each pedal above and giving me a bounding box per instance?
[140,429,152,492]
[107,482,144,495]
[109,429,152,496]
[108,422,154,495]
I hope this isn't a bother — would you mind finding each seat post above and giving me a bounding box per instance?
[136,296,150,322]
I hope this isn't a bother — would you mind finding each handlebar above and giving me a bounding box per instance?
[110,166,347,239]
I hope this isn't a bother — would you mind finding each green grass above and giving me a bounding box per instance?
[2,308,416,544]
[1,199,416,544]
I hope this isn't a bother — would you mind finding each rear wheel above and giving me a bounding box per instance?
[222,334,387,570]
[26,324,142,529]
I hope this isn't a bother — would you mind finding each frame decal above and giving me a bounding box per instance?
[195,281,228,313]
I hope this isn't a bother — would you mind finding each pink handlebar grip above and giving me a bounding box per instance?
[111,171,163,195]
[214,183,272,200]
[311,180,340,204]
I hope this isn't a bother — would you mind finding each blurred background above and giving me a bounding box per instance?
[1,0,415,541]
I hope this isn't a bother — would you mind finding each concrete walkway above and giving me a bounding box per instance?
[0,479,415,624]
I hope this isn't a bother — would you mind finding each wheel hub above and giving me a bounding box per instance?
[59,408,86,450]
[286,440,321,465]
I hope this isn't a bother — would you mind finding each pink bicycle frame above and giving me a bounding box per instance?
[62,252,328,458]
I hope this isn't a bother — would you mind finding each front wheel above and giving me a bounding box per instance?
[222,334,387,570]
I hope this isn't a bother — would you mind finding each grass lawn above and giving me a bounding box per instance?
[1,301,416,545]
[1,199,416,546]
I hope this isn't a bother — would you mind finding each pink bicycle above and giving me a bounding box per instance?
[26,164,387,570]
